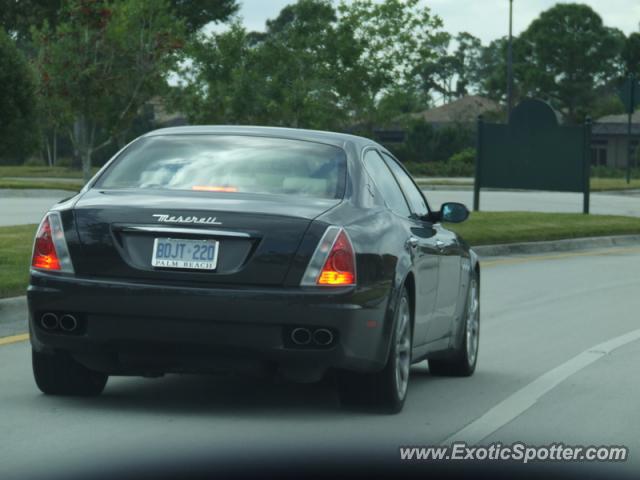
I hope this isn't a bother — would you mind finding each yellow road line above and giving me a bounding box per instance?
[482,246,640,267]
[0,333,29,346]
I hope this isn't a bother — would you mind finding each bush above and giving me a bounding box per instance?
[383,118,475,164]
[401,148,476,177]
[449,147,475,165]
[590,166,640,178]
[24,156,46,167]
[54,157,74,168]
[0,28,39,164]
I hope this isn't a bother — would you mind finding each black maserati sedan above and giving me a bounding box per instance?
[28,126,480,413]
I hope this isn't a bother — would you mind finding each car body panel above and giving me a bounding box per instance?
[28,125,478,379]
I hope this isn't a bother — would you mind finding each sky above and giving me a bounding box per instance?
[220,0,640,44]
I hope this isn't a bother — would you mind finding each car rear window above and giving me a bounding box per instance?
[95,135,347,200]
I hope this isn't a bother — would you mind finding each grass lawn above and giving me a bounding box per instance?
[448,212,640,246]
[0,179,81,192]
[590,178,640,191]
[0,224,37,299]
[2,213,640,298]
[0,165,100,179]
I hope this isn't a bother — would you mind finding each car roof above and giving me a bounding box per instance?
[143,125,377,150]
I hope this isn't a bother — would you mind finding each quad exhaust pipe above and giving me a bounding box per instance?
[40,313,59,330]
[40,313,80,332]
[59,314,78,332]
[312,328,334,346]
[291,327,312,345]
[290,327,334,347]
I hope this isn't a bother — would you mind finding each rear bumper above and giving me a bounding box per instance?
[28,271,392,377]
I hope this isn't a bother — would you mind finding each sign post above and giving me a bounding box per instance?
[583,118,592,214]
[473,115,483,212]
[619,75,640,184]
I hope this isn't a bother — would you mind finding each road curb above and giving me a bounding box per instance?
[0,295,26,308]
[474,234,640,258]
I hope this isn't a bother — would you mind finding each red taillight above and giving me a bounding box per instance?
[317,230,356,286]
[32,216,61,270]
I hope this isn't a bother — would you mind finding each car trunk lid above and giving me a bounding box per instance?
[70,189,339,286]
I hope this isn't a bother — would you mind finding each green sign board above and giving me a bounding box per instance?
[474,99,591,213]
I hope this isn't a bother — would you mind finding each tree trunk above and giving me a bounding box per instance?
[52,127,58,167]
[45,136,52,167]
[74,115,93,183]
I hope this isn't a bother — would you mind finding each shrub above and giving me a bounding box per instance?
[0,28,39,164]
[590,166,640,178]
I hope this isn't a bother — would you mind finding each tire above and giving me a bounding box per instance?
[338,288,412,414]
[429,272,479,377]
[32,349,108,396]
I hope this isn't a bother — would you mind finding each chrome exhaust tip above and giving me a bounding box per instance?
[59,314,78,332]
[291,327,312,345]
[41,313,59,330]
[313,328,334,346]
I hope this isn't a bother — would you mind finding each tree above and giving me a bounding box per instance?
[623,32,640,77]
[33,0,185,180]
[254,0,346,128]
[171,23,268,125]
[475,37,509,102]
[0,0,63,47]
[336,0,445,129]
[172,0,449,132]
[171,0,346,129]
[420,32,483,102]
[0,27,38,164]
[516,3,625,122]
[169,0,238,34]
[0,0,237,46]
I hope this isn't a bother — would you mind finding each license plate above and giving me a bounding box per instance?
[151,238,219,270]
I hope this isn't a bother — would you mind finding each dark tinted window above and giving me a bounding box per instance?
[97,135,347,200]
[382,153,429,217]
[362,149,410,217]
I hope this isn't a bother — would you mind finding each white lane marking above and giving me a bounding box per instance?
[443,328,640,445]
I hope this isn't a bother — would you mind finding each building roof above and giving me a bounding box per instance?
[596,111,640,124]
[411,95,501,124]
[593,111,640,136]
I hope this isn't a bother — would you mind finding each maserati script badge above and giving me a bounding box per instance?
[152,214,222,226]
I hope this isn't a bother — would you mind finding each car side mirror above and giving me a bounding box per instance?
[439,202,469,223]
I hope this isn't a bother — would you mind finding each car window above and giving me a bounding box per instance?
[381,153,430,217]
[96,135,347,200]
[362,149,410,217]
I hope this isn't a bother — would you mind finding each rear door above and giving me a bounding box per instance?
[378,152,442,347]
[381,152,464,344]
[362,150,439,347]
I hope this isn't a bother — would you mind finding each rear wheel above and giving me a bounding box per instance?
[32,349,108,396]
[429,272,479,376]
[338,288,412,413]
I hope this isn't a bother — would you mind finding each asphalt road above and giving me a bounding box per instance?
[0,189,74,227]
[1,246,639,479]
[425,188,640,217]
[2,188,640,228]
